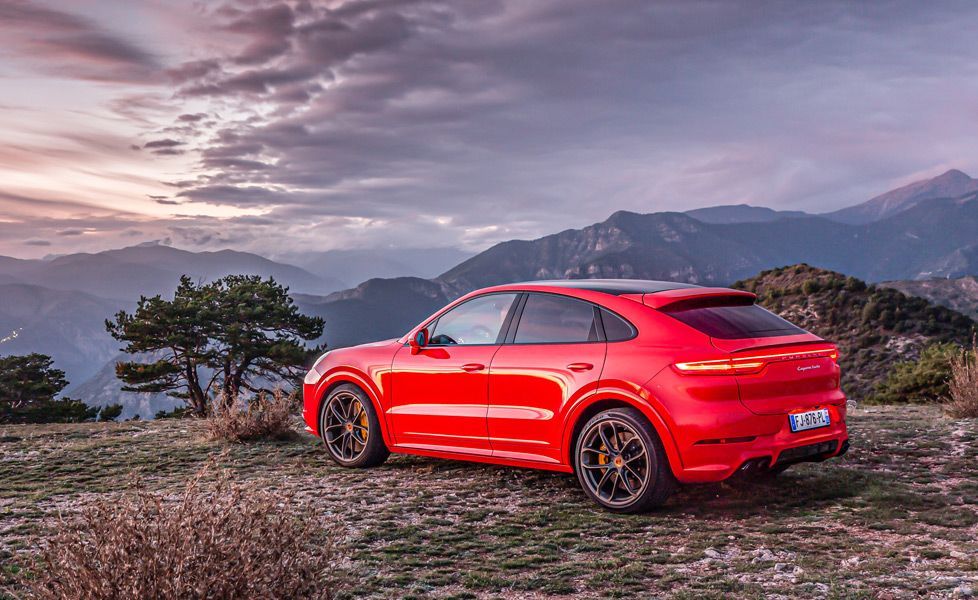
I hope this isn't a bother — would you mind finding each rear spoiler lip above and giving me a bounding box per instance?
[635,287,757,309]
[711,333,832,354]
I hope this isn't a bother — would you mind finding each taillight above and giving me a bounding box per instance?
[674,346,838,376]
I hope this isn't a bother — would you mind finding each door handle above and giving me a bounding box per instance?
[567,362,593,372]
[461,363,485,372]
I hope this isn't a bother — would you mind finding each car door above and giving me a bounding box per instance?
[488,293,607,464]
[390,292,519,455]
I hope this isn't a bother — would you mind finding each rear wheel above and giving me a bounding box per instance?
[574,407,676,513]
[319,384,389,468]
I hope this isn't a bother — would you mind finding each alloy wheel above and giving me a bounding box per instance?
[578,418,651,508]
[322,391,369,462]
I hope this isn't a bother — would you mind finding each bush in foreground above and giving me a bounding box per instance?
[206,390,297,442]
[21,465,340,600]
[946,338,978,418]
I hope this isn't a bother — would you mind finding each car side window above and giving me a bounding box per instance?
[428,293,518,345]
[600,309,635,341]
[514,293,599,344]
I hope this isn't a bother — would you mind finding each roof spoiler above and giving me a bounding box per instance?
[620,287,756,309]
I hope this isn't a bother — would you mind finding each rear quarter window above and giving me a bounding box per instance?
[662,299,804,339]
[599,309,635,341]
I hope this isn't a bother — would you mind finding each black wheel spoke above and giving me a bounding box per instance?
[597,424,614,452]
[596,467,613,494]
[624,448,646,464]
[619,470,638,495]
[608,471,620,501]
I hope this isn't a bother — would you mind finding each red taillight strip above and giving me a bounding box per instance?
[674,347,838,375]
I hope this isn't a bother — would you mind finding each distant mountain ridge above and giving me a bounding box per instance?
[685,204,809,224]
[0,243,343,301]
[280,247,473,289]
[823,169,978,224]
[441,194,978,291]
[0,284,128,390]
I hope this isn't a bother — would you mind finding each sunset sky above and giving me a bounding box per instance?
[2,0,978,259]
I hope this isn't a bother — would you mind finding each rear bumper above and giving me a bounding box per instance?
[672,406,849,483]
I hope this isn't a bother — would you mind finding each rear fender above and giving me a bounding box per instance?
[561,386,684,477]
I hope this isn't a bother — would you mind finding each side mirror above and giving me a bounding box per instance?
[409,327,429,354]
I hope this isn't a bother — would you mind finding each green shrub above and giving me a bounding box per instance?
[868,343,959,405]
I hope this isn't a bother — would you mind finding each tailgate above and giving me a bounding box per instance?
[714,335,844,415]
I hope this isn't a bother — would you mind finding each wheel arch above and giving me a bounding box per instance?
[563,391,683,478]
[314,370,394,448]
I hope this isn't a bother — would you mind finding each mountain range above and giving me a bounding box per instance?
[2,168,977,416]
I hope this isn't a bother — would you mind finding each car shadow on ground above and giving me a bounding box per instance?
[367,450,889,521]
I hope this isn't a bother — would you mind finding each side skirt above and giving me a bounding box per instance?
[389,445,574,474]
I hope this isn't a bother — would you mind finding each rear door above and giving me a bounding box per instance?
[662,300,844,415]
[488,293,606,464]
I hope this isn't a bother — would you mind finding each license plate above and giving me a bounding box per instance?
[789,409,830,432]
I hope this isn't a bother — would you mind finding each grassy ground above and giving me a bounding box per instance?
[1,405,976,599]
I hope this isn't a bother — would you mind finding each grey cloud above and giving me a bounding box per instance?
[177,113,208,123]
[224,3,296,65]
[24,239,52,246]
[0,0,159,82]
[13,0,974,259]
[143,139,183,148]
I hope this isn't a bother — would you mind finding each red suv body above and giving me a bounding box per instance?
[303,279,849,512]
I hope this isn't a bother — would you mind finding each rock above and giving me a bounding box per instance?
[704,548,723,559]
[752,549,777,563]
[775,562,790,573]
[954,585,974,598]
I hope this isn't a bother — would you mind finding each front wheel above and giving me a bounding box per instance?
[319,384,389,468]
[574,407,676,513]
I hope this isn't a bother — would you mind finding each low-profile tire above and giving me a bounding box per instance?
[574,407,676,513]
[319,383,389,468]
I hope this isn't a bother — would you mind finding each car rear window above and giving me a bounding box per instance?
[662,298,804,339]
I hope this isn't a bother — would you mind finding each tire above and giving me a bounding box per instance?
[574,407,676,513]
[319,383,389,468]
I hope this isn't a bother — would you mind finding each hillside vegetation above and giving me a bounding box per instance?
[734,264,976,400]
[883,276,978,321]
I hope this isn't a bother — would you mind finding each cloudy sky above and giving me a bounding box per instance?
[2,0,978,259]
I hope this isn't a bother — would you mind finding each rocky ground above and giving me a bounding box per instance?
[1,405,976,599]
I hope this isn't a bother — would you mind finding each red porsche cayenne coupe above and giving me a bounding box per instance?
[303,279,849,512]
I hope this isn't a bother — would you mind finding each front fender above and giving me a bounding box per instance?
[307,368,396,448]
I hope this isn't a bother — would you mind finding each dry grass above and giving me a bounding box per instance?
[17,462,341,600]
[2,406,975,598]
[206,390,297,442]
[947,337,978,418]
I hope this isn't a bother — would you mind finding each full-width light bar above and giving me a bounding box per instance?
[674,347,838,375]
